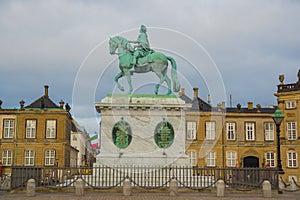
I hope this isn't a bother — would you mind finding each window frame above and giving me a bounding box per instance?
[2,150,13,166]
[25,119,37,139]
[24,150,35,166]
[265,152,276,167]
[45,149,56,166]
[226,151,237,167]
[286,101,296,109]
[264,122,274,141]
[205,121,216,140]
[3,119,15,139]
[186,121,197,140]
[226,122,236,141]
[46,119,57,139]
[206,151,216,167]
[189,151,197,166]
[287,121,297,140]
[245,122,255,141]
[287,151,297,168]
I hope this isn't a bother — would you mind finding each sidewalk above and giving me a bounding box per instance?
[1,191,300,200]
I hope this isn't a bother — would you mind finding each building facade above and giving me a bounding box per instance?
[0,86,78,174]
[275,71,300,182]
[71,121,94,167]
[181,70,300,183]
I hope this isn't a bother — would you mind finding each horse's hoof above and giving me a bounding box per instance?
[166,90,172,95]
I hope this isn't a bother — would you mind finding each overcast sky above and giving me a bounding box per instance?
[0,0,299,134]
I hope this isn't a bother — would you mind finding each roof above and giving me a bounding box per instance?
[191,97,212,111]
[25,96,60,109]
[226,107,276,113]
[71,121,83,132]
[179,89,275,113]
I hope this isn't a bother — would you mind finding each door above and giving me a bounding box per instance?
[243,156,259,168]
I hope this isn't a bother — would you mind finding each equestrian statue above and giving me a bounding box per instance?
[109,25,180,95]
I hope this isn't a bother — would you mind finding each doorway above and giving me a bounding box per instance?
[243,156,259,168]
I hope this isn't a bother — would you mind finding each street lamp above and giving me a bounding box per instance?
[271,108,284,174]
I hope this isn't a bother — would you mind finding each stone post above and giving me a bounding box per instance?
[123,178,132,196]
[75,178,84,196]
[170,178,178,196]
[26,179,36,197]
[262,180,272,198]
[216,179,225,197]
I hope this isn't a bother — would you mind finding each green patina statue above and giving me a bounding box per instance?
[109,25,180,95]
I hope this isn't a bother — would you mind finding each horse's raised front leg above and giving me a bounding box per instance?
[125,72,133,94]
[114,71,125,91]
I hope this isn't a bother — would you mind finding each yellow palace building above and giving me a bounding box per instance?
[181,70,300,183]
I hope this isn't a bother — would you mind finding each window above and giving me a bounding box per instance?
[265,152,275,167]
[287,151,297,168]
[45,149,56,166]
[2,150,13,166]
[286,101,296,109]
[187,121,197,140]
[226,122,236,140]
[287,122,297,140]
[264,123,274,141]
[205,121,216,140]
[72,135,77,141]
[245,122,255,141]
[46,120,56,138]
[26,119,37,138]
[189,151,197,166]
[24,150,35,166]
[3,119,14,138]
[226,151,237,167]
[206,151,216,167]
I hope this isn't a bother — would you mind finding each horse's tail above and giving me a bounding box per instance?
[167,56,180,92]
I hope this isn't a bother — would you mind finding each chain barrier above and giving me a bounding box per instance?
[280,177,300,192]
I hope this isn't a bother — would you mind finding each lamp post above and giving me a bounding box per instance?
[272,108,285,174]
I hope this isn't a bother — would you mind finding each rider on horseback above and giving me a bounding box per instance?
[129,25,153,72]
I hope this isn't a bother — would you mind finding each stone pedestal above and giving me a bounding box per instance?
[75,178,84,196]
[26,179,36,197]
[216,179,225,197]
[170,179,178,196]
[262,180,272,198]
[95,94,191,166]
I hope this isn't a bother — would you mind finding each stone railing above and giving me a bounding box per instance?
[277,83,300,93]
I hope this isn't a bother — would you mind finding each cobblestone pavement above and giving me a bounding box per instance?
[1,191,300,200]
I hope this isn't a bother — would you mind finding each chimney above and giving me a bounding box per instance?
[237,103,241,111]
[59,100,65,109]
[248,102,253,110]
[44,85,49,97]
[207,94,211,104]
[193,88,198,99]
[221,102,226,109]
[178,88,185,97]
[20,100,25,109]
[256,104,261,112]
[0,99,2,109]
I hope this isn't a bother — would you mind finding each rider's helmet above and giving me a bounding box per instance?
[140,25,147,33]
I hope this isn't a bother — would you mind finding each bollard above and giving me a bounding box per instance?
[123,178,132,196]
[75,178,84,196]
[169,178,178,196]
[262,180,272,198]
[26,179,36,197]
[216,179,225,197]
